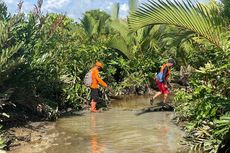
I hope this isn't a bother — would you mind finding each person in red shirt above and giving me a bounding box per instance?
[90,61,110,112]
[150,58,175,105]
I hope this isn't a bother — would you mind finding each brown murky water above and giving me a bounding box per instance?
[10,96,185,153]
[45,96,184,153]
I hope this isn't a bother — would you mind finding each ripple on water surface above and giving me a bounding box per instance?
[9,96,185,153]
[46,101,184,153]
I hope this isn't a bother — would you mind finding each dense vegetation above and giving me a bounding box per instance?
[0,0,229,152]
[129,0,230,152]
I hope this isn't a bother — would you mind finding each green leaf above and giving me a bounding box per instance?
[128,0,225,49]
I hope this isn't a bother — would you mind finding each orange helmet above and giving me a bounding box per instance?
[95,61,103,67]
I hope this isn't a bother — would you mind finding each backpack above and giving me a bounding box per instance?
[83,70,92,87]
[156,72,164,82]
[156,64,170,83]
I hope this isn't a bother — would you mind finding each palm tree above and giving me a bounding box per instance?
[81,10,110,39]
[108,0,139,59]
[128,0,226,50]
[109,0,165,59]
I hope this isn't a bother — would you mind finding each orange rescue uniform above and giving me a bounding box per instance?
[90,66,107,89]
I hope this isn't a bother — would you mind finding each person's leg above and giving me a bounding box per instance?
[90,99,97,112]
[90,89,99,112]
[150,80,163,105]
[163,94,168,103]
[162,86,169,104]
[152,91,162,100]
[150,91,162,105]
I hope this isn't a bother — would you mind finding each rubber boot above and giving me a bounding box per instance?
[90,101,97,112]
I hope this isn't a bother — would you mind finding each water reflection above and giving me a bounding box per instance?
[159,115,171,153]
[90,114,102,153]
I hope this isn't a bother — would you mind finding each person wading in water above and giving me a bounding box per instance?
[150,58,175,105]
[90,61,110,112]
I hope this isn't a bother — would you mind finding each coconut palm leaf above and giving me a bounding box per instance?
[129,0,138,12]
[81,14,96,36]
[128,0,224,49]
[110,20,131,43]
[109,21,168,58]
[108,36,133,59]
[81,10,110,37]
[111,3,120,20]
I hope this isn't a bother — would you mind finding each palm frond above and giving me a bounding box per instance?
[111,3,120,20]
[81,10,110,37]
[110,20,130,42]
[129,0,138,12]
[81,14,96,36]
[108,36,133,59]
[128,0,224,49]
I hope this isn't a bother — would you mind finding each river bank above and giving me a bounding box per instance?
[4,121,57,153]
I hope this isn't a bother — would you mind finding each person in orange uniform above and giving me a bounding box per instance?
[150,58,175,105]
[90,61,110,112]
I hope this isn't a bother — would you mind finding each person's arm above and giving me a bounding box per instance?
[95,71,107,87]
[162,66,169,85]
[162,66,172,88]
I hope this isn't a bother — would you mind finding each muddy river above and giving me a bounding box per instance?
[9,96,185,153]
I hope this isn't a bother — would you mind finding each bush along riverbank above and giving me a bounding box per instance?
[173,63,230,153]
